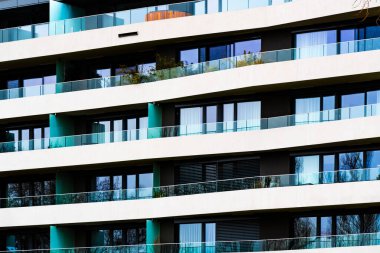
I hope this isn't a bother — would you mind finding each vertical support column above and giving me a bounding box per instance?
[148,103,163,139]
[146,220,160,253]
[50,226,75,250]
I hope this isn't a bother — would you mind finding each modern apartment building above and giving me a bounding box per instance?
[1,0,380,252]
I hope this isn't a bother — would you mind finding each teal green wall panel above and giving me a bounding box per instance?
[49,114,75,137]
[49,0,84,22]
[50,226,75,249]
[146,220,160,245]
[148,103,162,139]
[56,172,74,194]
[49,114,75,148]
[153,163,160,188]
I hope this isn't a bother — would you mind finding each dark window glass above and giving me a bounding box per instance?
[336,215,361,235]
[294,217,317,237]
[339,152,364,170]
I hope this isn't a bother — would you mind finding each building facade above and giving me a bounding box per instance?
[1,0,380,252]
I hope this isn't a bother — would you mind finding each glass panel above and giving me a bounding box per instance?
[295,97,320,125]
[180,107,203,135]
[237,101,261,131]
[296,30,337,59]
[91,230,111,246]
[223,103,235,132]
[23,78,42,97]
[179,223,202,242]
[139,117,148,140]
[341,93,365,119]
[127,174,137,199]
[321,217,333,236]
[33,128,42,150]
[337,215,361,235]
[113,230,123,245]
[209,44,232,61]
[339,152,364,182]
[180,48,199,65]
[93,121,111,143]
[113,119,123,142]
[367,90,380,116]
[366,150,380,171]
[295,155,320,185]
[294,217,317,237]
[96,176,111,191]
[234,39,261,55]
[206,0,220,14]
[21,129,30,151]
[206,106,217,133]
[139,173,153,198]
[127,118,137,140]
[96,68,111,88]
[113,175,123,200]
[322,96,335,121]
[322,155,335,183]
[340,29,359,53]
[205,223,216,253]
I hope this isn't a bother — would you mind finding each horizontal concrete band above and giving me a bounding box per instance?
[1,180,379,227]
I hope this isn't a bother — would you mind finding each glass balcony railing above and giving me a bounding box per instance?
[0,103,379,154]
[0,0,291,44]
[0,0,48,10]
[1,233,380,253]
[0,36,379,101]
[1,167,379,208]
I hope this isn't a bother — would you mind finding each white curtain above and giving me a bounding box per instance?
[295,155,320,185]
[180,107,203,135]
[295,97,320,125]
[296,30,337,59]
[237,101,261,131]
[180,224,202,253]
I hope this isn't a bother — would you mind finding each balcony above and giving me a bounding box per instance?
[0,0,291,44]
[1,37,380,101]
[0,103,379,154]
[1,167,380,209]
[0,38,380,121]
[0,105,380,172]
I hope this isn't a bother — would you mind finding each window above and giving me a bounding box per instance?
[295,97,320,125]
[180,39,261,65]
[341,93,365,119]
[6,179,55,207]
[180,107,203,135]
[295,30,337,59]
[294,155,320,185]
[179,101,261,135]
[3,125,50,152]
[294,217,317,237]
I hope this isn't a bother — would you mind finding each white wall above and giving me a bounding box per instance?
[0,116,380,172]
[1,50,380,120]
[1,180,379,227]
[0,0,379,63]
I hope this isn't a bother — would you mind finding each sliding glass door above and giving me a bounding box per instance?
[295,30,337,59]
[180,107,203,135]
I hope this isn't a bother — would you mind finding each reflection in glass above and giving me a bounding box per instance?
[295,97,320,125]
[296,30,337,59]
[295,155,319,185]
[180,107,203,135]
[237,101,261,131]
[341,93,365,119]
